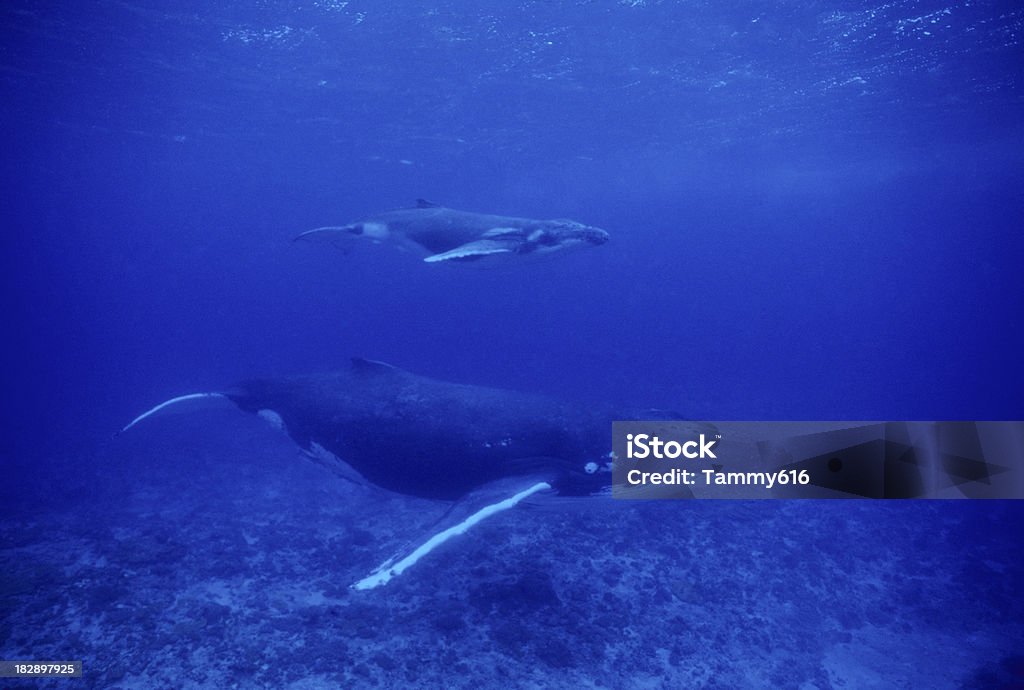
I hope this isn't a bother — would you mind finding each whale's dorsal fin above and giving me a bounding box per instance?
[416,198,442,209]
[351,357,402,375]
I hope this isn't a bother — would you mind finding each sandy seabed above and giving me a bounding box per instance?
[2,413,1022,689]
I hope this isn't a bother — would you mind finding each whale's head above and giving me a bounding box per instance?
[517,219,609,257]
[547,454,615,497]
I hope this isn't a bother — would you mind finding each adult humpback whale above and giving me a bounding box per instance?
[294,199,610,263]
[120,359,688,588]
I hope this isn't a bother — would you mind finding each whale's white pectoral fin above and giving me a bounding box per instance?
[301,441,376,490]
[423,247,512,263]
[351,480,553,590]
[423,240,515,263]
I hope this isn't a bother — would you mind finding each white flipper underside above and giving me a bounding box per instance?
[423,240,514,263]
[352,481,552,590]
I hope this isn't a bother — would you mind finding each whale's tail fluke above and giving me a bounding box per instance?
[292,226,358,242]
[118,392,229,434]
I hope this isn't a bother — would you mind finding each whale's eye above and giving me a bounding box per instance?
[584,462,599,474]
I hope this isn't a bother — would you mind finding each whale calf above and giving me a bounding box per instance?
[120,359,692,588]
[294,199,609,263]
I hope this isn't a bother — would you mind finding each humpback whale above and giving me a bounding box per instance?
[122,358,631,499]
[294,200,610,263]
[120,359,686,588]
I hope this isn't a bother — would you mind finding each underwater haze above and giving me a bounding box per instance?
[2,1,1023,688]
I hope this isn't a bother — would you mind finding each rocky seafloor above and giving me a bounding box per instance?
[2,411,1022,689]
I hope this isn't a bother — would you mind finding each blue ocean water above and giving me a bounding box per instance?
[2,1,1022,688]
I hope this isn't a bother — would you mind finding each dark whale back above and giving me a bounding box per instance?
[229,359,618,500]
